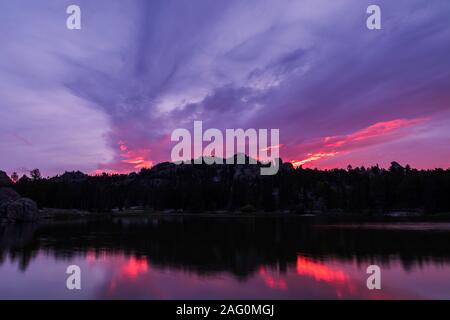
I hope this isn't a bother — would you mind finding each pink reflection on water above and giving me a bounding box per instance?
[106,256,150,297]
[296,256,348,283]
[295,255,359,298]
[75,251,431,299]
[259,266,287,290]
[121,257,149,279]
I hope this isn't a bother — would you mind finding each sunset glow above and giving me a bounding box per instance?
[118,142,153,170]
[291,153,339,167]
[289,118,429,168]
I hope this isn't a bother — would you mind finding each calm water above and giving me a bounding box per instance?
[1,216,450,300]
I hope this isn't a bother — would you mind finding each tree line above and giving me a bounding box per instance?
[9,159,450,214]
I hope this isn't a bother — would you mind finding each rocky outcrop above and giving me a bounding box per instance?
[0,170,12,187]
[0,198,39,222]
[57,171,88,183]
[0,185,40,223]
[0,187,21,203]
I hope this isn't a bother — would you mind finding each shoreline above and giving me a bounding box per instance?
[37,207,450,223]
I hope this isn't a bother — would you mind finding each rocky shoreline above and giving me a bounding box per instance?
[0,188,39,223]
[0,171,40,223]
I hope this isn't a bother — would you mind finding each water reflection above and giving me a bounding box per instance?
[1,216,450,299]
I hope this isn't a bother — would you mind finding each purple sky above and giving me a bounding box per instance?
[1,0,450,176]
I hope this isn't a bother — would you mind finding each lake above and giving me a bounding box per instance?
[1,216,450,299]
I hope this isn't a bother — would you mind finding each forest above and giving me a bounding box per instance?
[5,157,450,215]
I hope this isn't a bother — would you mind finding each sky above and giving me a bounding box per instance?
[0,0,450,176]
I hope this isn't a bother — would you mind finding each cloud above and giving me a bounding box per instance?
[1,0,450,175]
[290,118,428,167]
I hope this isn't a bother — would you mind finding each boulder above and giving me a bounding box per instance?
[0,187,21,203]
[0,171,12,187]
[0,198,39,222]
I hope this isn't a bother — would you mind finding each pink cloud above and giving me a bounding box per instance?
[289,118,428,168]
